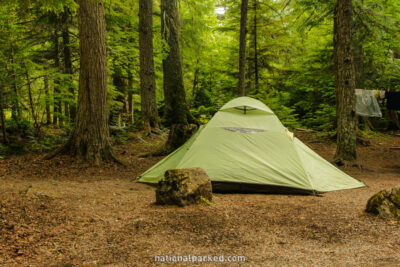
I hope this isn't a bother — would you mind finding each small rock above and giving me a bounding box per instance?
[156,167,212,207]
[366,187,400,219]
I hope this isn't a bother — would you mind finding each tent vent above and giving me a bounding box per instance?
[223,127,265,134]
[234,105,256,114]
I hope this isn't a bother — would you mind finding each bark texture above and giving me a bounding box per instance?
[44,73,52,125]
[161,0,190,126]
[160,0,195,153]
[48,0,116,164]
[127,69,134,123]
[139,0,158,134]
[252,0,259,89]
[25,68,41,137]
[164,123,197,154]
[53,26,62,126]
[334,0,357,163]
[10,50,20,120]
[112,65,127,125]
[238,0,248,97]
[62,9,76,122]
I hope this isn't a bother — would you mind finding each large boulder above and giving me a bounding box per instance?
[366,187,400,219]
[156,168,212,207]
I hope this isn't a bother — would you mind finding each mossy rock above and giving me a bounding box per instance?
[156,167,212,207]
[390,187,400,207]
[366,187,400,219]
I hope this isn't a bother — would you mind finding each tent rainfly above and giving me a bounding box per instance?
[138,97,365,195]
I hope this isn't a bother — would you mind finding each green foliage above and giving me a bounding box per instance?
[1,0,400,144]
[28,133,66,153]
[111,129,129,146]
[0,143,8,157]
[3,138,27,155]
[6,119,33,135]
[38,0,77,13]
[255,92,302,129]
[190,106,215,124]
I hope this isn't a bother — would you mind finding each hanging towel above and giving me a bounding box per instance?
[356,90,382,117]
[355,89,363,95]
[387,92,400,110]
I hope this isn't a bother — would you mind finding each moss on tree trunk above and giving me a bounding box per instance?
[46,0,121,165]
[238,0,248,97]
[139,0,159,135]
[160,0,194,152]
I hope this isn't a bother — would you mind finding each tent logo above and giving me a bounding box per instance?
[223,127,266,134]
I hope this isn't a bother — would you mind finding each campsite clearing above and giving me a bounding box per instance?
[0,131,400,266]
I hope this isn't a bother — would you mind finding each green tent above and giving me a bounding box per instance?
[138,97,365,194]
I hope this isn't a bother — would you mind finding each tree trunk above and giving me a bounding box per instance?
[10,50,20,120]
[62,9,76,122]
[47,0,118,164]
[25,68,41,136]
[161,0,190,126]
[161,0,194,153]
[44,73,52,125]
[139,0,159,135]
[388,110,400,130]
[128,92,134,123]
[253,0,259,90]
[53,26,61,126]
[334,0,357,164]
[0,86,7,144]
[127,69,134,123]
[238,0,248,97]
[112,66,127,124]
[387,51,400,130]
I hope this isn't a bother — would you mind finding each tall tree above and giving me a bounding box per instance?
[252,0,258,90]
[44,71,52,125]
[238,0,248,97]
[161,0,195,153]
[127,68,135,123]
[62,8,76,122]
[334,0,357,164]
[139,0,158,135]
[53,25,62,126]
[10,49,21,120]
[47,0,118,164]
[24,66,41,136]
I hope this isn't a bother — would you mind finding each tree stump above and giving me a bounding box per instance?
[156,168,212,207]
[366,187,400,219]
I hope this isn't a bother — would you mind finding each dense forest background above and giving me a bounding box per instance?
[0,0,399,157]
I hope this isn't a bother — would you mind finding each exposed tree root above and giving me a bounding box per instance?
[43,142,70,160]
[44,141,127,166]
[332,158,362,169]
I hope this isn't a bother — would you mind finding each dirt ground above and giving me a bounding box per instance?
[0,132,400,266]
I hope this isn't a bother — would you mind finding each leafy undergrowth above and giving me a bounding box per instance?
[0,131,400,266]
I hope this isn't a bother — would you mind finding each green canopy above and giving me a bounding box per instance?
[138,97,365,194]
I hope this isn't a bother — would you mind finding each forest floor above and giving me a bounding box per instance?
[0,131,400,266]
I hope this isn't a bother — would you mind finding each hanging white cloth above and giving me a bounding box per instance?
[355,89,382,117]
